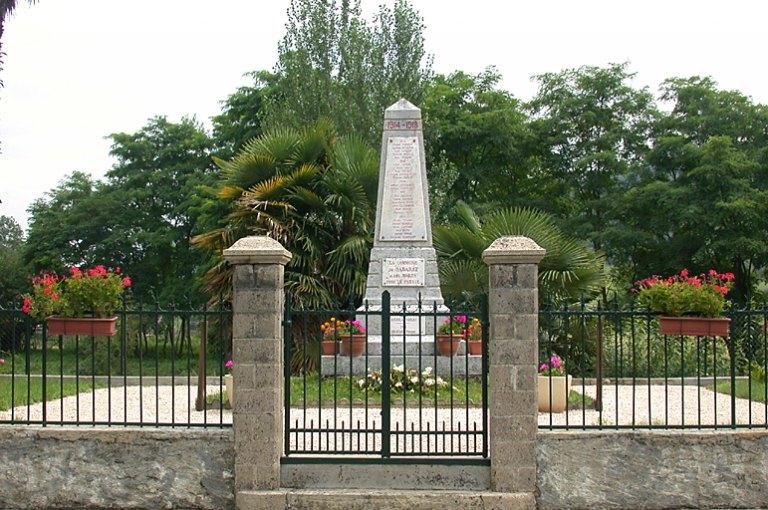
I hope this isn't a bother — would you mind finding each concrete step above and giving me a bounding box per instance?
[320,353,483,377]
[237,489,534,510]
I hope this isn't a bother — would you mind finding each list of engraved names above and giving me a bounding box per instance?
[379,136,427,241]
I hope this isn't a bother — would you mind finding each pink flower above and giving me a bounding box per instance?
[456,315,467,324]
[680,268,689,277]
[0,358,5,365]
[224,360,234,369]
[122,276,132,288]
[539,363,549,372]
[550,355,562,369]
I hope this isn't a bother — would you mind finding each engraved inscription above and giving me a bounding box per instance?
[379,137,427,241]
[385,119,421,130]
[391,316,420,336]
[382,258,425,287]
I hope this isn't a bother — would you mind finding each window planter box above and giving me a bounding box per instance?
[538,374,572,413]
[659,316,730,337]
[46,316,118,337]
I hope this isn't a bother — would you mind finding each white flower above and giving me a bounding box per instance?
[422,367,433,376]
[393,364,404,373]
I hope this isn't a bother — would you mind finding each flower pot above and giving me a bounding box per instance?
[224,374,233,406]
[339,334,366,357]
[538,374,572,413]
[46,316,118,337]
[321,339,338,355]
[435,335,462,357]
[467,340,483,356]
[659,316,731,337]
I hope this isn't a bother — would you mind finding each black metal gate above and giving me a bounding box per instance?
[283,291,488,457]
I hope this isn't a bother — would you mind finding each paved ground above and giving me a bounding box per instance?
[2,382,766,440]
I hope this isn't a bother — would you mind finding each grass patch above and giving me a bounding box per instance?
[709,379,768,403]
[568,390,595,408]
[0,338,224,377]
[0,376,104,411]
[289,375,594,408]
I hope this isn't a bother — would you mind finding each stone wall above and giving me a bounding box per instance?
[0,427,234,509]
[537,430,768,510]
[3,427,768,509]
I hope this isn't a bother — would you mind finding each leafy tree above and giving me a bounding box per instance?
[528,63,657,250]
[263,0,432,145]
[24,117,216,304]
[0,214,29,304]
[24,172,106,272]
[604,77,768,302]
[193,120,378,308]
[421,68,534,222]
[433,202,605,308]
[102,116,216,303]
[211,71,275,159]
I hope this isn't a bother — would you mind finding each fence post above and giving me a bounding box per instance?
[482,236,545,494]
[223,236,292,492]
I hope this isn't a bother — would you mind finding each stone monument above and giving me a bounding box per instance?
[358,98,448,336]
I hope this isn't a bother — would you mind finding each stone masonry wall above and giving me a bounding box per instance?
[0,427,234,509]
[2,427,767,509]
[537,430,768,510]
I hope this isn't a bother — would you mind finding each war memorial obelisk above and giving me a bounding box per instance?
[358,98,448,336]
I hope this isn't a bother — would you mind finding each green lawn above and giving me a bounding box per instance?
[0,336,224,377]
[289,375,594,408]
[709,379,768,403]
[0,377,104,412]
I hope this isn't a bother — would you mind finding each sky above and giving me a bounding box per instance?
[2,0,767,229]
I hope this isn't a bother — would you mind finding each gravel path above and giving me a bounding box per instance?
[0,385,232,425]
[2,383,766,432]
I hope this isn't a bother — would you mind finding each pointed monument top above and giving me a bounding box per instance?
[385,98,421,120]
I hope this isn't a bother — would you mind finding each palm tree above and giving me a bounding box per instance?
[433,201,605,307]
[192,120,378,309]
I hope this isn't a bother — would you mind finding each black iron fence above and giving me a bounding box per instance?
[283,291,489,457]
[0,300,232,428]
[538,302,768,430]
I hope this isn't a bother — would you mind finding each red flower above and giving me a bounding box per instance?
[21,297,32,314]
[115,267,121,274]
[713,285,729,296]
[51,292,59,300]
[680,268,689,277]
[122,276,132,288]
[43,286,52,296]
[87,265,108,278]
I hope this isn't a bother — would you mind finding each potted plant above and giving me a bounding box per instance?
[538,353,572,413]
[436,315,466,357]
[22,266,132,336]
[224,359,234,406]
[466,317,483,355]
[320,318,339,355]
[337,319,366,357]
[634,269,734,337]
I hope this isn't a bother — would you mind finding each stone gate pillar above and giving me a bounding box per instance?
[482,236,545,494]
[223,236,291,493]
